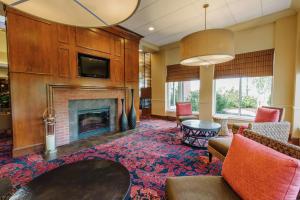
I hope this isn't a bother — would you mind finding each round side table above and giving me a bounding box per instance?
[213,116,230,136]
[181,120,221,148]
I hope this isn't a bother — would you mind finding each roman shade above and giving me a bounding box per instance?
[166,64,200,82]
[214,49,274,79]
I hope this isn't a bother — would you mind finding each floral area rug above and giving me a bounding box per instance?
[0,119,222,199]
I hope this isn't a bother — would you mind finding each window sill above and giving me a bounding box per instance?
[166,110,199,115]
[213,114,255,122]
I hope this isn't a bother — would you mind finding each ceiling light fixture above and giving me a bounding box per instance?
[148,26,155,31]
[180,4,235,66]
[1,0,140,27]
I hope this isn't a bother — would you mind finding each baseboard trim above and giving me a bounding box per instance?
[13,143,44,157]
[151,115,176,121]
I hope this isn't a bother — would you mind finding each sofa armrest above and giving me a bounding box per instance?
[249,122,290,142]
[231,123,249,134]
[243,130,300,160]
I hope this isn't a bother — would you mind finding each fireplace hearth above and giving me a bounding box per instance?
[78,108,110,139]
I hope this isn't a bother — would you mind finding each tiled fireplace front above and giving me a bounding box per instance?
[52,87,125,147]
[69,99,117,142]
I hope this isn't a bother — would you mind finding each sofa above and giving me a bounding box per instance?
[208,121,291,161]
[208,106,290,162]
[166,130,300,200]
[0,178,13,200]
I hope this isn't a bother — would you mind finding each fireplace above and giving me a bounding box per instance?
[78,108,110,139]
[69,99,117,143]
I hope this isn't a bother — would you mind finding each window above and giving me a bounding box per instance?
[139,52,151,90]
[215,76,272,117]
[167,80,200,112]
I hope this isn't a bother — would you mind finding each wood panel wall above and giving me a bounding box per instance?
[6,8,141,157]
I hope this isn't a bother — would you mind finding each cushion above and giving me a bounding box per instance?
[166,176,240,200]
[222,134,300,200]
[176,103,193,116]
[208,137,232,156]
[178,115,198,122]
[254,107,280,122]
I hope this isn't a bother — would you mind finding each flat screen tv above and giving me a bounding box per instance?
[78,53,110,79]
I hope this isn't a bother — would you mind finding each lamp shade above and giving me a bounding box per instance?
[180,29,235,66]
[1,0,140,27]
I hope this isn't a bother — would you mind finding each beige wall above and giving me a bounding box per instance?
[0,68,7,78]
[273,15,297,124]
[293,12,300,138]
[199,66,215,120]
[151,13,300,137]
[151,50,166,116]
[0,30,7,65]
[234,23,274,54]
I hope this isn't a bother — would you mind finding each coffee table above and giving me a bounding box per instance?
[9,160,131,200]
[182,120,221,148]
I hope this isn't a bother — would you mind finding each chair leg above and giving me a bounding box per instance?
[208,152,212,163]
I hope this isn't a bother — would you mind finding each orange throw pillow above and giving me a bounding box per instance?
[222,135,300,200]
[254,107,280,122]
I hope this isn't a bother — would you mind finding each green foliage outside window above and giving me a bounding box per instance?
[216,88,258,114]
[216,77,271,115]
[186,90,199,112]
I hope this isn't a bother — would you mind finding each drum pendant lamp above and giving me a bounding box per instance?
[180,4,235,66]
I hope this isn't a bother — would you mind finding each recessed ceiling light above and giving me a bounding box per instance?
[148,27,155,31]
[139,49,143,52]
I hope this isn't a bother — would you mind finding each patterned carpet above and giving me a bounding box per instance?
[0,119,222,199]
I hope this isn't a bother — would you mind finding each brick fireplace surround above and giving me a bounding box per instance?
[49,85,126,147]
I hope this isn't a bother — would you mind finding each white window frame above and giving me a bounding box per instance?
[213,76,273,118]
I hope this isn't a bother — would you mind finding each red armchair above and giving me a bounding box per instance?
[176,102,198,128]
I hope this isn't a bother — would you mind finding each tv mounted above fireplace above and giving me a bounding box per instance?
[78,53,110,79]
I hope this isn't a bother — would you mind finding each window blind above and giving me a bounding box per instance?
[166,64,200,82]
[214,49,274,79]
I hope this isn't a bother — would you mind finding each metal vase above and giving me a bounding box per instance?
[128,89,137,129]
[120,98,128,132]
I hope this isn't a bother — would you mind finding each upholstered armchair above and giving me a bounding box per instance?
[175,102,197,128]
[231,106,285,136]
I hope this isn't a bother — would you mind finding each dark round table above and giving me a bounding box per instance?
[10,160,131,200]
[182,120,221,148]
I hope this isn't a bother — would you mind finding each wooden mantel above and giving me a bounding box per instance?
[6,8,142,157]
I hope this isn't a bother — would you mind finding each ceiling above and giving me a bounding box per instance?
[121,0,292,46]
